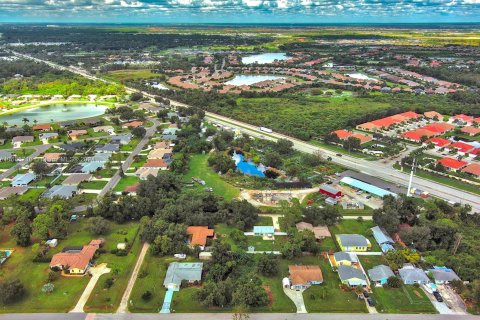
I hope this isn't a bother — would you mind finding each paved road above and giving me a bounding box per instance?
[117,243,150,313]
[12,51,480,213]
[0,313,479,320]
[98,118,159,197]
[0,144,50,180]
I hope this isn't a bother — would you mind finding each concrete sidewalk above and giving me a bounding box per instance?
[70,263,111,313]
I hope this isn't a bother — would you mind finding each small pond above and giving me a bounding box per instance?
[0,103,108,126]
[232,153,265,178]
[225,74,285,86]
[242,53,290,65]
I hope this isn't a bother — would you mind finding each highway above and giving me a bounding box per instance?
[0,313,478,320]
[10,50,480,213]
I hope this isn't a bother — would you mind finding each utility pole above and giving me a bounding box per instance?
[407,157,416,197]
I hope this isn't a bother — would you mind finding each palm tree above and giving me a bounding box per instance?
[33,119,38,125]
[22,117,29,124]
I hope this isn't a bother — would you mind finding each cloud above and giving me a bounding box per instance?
[0,0,479,22]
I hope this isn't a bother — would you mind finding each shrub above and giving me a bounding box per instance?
[104,277,115,289]
[386,276,403,288]
[47,271,59,283]
[141,290,152,301]
[0,279,25,304]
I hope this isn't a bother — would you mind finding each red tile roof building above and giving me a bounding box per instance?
[332,130,353,140]
[460,126,480,137]
[462,164,480,177]
[186,226,214,247]
[422,123,454,134]
[49,240,103,274]
[122,121,144,128]
[426,137,452,148]
[450,142,476,154]
[438,157,468,170]
[424,111,443,119]
[289,265,323,288]
[401,129,435,142]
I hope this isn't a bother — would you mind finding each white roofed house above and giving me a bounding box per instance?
[12,135,34,148]
[428,266,460,285]
[11,172,36,187]
[39,132,59,144]
[399,264,430,285]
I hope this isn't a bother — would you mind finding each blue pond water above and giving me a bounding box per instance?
[242,53,289,65]
[232,153,265,178]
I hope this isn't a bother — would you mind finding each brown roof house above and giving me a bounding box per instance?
[287,265,323,290]
[49,239,104,275]
[186,226,214,250]
[296,222,331,240]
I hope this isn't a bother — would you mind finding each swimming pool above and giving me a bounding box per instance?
[232,153,265,178]
[0,250,12,265]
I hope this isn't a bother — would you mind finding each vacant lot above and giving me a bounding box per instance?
[106,69,159,82]
[374,286,436,314]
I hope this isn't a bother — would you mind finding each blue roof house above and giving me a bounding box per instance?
[371,226,395,253]
[11,172,36,187]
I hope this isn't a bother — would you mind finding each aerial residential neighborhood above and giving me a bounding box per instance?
[0,3,480,320]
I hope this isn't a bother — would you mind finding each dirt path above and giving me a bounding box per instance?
[239,188,318,207]
[116,242,150,313]
[70,263,111,313]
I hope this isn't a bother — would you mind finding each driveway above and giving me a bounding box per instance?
[421,286,456,315]
[70,263,111,313]
[283,288,307,313]
[437,285,467,314]
[117,242,150,313]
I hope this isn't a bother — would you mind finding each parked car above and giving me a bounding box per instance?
[367,298,375,306]
[433,291,444,302]
[363,291,370,298]
[336,153,343,157]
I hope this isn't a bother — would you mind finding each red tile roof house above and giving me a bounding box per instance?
[437,158,468,172]
[450,142,476,155]
[49,239,104,275]
[143,159,169,170]
[421,123,455,135]
[186,226,215,250]
[121,121,144,128]
[460,126,480,137]
[424,111,443,120]
[288,265,323,290]
[462,164,480,177]
[32,124,52,131]
[401,129,436,142]
[332,130,354,140]
[449,114,474,126]
[426,137,452,149]
[68,130,87,141]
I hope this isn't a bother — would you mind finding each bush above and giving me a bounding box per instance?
[47,271,59,283]
[386,276,403,288]
[87,216,110,235]
[104,277,115,289]
[0,279,25,305]
[141,290,152,301]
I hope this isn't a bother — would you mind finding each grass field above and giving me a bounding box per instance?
[80,180,109,190]
[106,69,159,82]
[113,176,140,192]
[374,286,436,314]
[84,223,142,313]
[184,154,240,201]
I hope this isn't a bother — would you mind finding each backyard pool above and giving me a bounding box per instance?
[0,103,108,126]
[242,53,290,65]
[225,74,285,86]
[0,249,12,265]
[232,153,265,178]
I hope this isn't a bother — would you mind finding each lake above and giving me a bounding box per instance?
[242,53,290,65]
[225,74,285,86]
[232,153,265,178]
[0,103,108,126]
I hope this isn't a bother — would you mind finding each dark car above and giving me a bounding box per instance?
[367,298,375,306]
[336,153,343,157]
[363,291,370,298]
[433,291,444,302]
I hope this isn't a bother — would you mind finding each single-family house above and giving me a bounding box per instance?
[332,252,359,267]
[135,167,160,180]
[0,186,28,200]
[0,150,13,161]
[68,130,88,140]
[39,132,59,144]
[32,124,52,131]
[424,111,443,120]
[59,142,85,152]
[426,137,452,149]
[143,159,169,170]
[111,133,133,145]
[44,153,65,163]
[12,135,34,148]
[80,161,105,173]
[162,128,179,141]
[62,173,92,186]
[462,163,480,178]
[186,226,214,250]
[295,222,331,240]
[460,126,480,137]
[43,185,78,199]
[163,262,203,291]
[399,264,430,285]
[428,266,460,284]
[450,141,476,155]
[93,125,115,135]
[336,234,371,252]
[253,226,275,236]
[337,265,367,287]
[11,172,36,187]
[288,265,323,290]
[122,121,143,129]
[371,226,395,252]
[449,114,474,126]
[368,265,395,285]
[49,239,103,274]
[95,143,119,153]
[437,158,468,172]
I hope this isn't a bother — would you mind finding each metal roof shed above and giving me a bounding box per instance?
[340,176,397,198]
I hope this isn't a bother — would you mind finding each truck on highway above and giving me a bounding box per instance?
[259,127,273,133]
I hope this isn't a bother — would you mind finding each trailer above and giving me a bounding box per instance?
[259,127,273,133]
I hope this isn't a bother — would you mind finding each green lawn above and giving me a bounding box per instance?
[106,69,159,82]
[0,161,16,169]
[113,176,140,192]
[184,154,240,201]
[330,220,380,252]
[298,257,368,313]
[246,236,287,251]
[374,286,436,314]
[257,216,274,226]
[358,255,386,272]
[80,180,108,190]
[84,223,142,313]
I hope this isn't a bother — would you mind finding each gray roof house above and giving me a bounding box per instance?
[80,161,105,173]
[336,234,371,251]
[95,143,120,153]
[111,133,133,145]
[163,262,203,291]
[43,185,78,199]
[399,264,430,285]
[333,251,359,265]
[11,172,36,187]
[428,267,460,284]
[39,132,59,142]
[162,128,179,141]
[0,151,13,161]
[337,265,367,287]
[89,153,111,162]
[371,226,395,253]
[368,265,395,285]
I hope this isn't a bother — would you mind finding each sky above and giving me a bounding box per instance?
[0,0,480,24]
